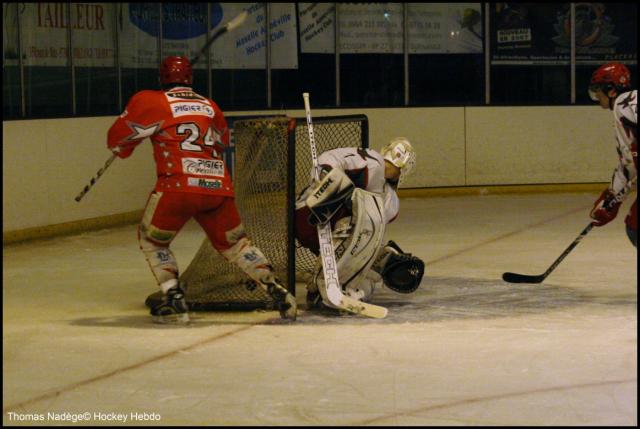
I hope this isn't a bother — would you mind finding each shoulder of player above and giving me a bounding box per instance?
[196,97,223,116]
[129,89,164,103]
[366,148,384,161]
[120,90,165,117]
[614,90,637,108]
[319,147,355,164]
[320,147,383,163]
[613,90,637,123]
[203,96,219,107]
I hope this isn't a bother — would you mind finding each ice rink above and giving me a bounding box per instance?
[3,191,637,426]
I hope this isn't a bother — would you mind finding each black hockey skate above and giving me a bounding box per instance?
[150,286,190,324]
[263,280,297,321]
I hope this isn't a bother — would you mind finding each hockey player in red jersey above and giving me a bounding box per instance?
[588,62,637,247]
[295,139,425,310]
[107,56,296,322]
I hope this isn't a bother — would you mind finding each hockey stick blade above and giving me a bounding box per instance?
[226,10,248,31]
[502,272,545,284]
[339,295,388,319]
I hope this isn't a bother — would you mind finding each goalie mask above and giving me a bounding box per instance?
[381,137,416,183]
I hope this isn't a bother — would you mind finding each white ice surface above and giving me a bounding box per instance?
[3,192,637,425]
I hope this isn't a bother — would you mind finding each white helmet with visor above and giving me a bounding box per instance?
[381,137,416,183]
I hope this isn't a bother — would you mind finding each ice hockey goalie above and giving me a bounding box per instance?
[295,138,425,309]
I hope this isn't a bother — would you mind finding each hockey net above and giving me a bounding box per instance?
[145,114,368,311]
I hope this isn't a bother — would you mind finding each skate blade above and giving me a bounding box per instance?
[152,312,190,325]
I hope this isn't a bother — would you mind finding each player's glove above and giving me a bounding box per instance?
[590,188,621,227]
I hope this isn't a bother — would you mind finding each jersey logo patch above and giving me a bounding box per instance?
[166,91,206,101]
[182,157,225,177]
[170,102,214,118]
[187,177,222,189]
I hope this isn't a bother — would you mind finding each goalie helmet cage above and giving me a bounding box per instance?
[145,114,369,311]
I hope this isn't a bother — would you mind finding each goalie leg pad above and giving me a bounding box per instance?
[305,167,355,225]
[344,269,383,301]
[313,188,386,301]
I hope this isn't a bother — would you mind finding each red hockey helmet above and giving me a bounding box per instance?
[588,62,631,101]
[159,56,193,86]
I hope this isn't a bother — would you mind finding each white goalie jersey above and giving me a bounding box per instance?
[295,147,400,223]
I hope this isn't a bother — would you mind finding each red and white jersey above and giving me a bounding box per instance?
[297,147,400,223]
[609,90,637,198]
[107,86,233,197]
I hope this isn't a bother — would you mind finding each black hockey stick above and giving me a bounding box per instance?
[190,10,248,65]
[502,223,594,283]
[75,11,248,203]
[74,153,117,202]
[503,176,636,283]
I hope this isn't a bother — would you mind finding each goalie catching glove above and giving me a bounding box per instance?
[373,240,425,293]
[306,167,355,225]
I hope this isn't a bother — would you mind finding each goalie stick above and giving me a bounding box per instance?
[75,10,249,202]
[302,92,387,319]
[503,176,637,284]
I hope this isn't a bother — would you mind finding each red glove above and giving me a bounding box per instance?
[590,189,621,227]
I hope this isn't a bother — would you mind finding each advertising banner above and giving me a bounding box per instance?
[491,3,637,65]
[6,3,116,67]
[120,3,297,69]
[299,3,482,54]
[408,3,482,54]
[7,3,298,69]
